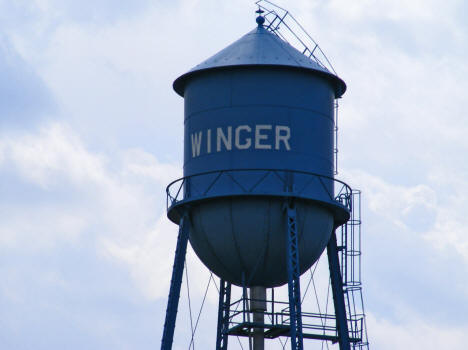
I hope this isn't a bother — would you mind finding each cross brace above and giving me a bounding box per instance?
[216,279,232,350]
[286,202,304,350]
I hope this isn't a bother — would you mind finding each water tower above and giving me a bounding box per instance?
[162,3,369,350]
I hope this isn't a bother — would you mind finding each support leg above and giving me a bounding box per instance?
[286,202,304,350]
[250,286,266,350]
[216,279,231,350]
[327,230,351,350]
[161,215,190,350]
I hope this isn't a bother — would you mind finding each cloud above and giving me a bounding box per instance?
[325,0,454,22]
[1,123,105,187]
[367,311,465,350]
[341,170,437,228]
[0,0,153,28]
[0,36,54,128]
[100,212,179,300]
[0,121,190,348]
[1,0,468,348]
[0,122,180,287]
[340,168,468,328]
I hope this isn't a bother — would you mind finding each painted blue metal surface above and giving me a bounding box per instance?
[286,203,304,350]
[168,23,349,288]
[216,279,231,350]
[167,169,352,224]
[327,230,351,350]
[189,197,333,287]
[183,68,335,176]
[161,215,190,350]
[173,26,346,97]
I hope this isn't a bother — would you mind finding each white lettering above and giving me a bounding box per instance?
[255,125,272,149]
[191,124,291,156]
[235,125,252,149]
[217,126,232,151]
[207,129,212,153]
[275,125,291,151]
[191,131,202,158]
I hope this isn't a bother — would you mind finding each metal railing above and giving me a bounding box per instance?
[255,0,338,75]
[166,168,352,212]
[226,294,365,343]
[217,191,369,347]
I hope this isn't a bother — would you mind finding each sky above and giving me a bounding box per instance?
[1,0,467,349]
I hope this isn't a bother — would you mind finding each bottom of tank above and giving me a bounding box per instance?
[188,196,334,288]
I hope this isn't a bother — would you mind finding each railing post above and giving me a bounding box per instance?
[184,177,191,200]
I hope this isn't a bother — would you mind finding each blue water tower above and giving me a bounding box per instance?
[161,6,367,350]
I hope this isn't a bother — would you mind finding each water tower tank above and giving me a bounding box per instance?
[167,21,349,288]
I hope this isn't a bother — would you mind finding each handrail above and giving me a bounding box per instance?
[225,294,365,342]
[255,0,338,75]
[166,168,352,211]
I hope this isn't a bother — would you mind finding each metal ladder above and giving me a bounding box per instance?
[339,191,370,349]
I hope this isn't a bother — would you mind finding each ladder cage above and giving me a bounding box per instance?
[338,190,370,349]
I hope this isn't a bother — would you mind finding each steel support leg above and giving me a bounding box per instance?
[161,214,190,350]
[327,230,351,350]
[286,202,304,350]
[251,286,267,350]
[216,279,231,350]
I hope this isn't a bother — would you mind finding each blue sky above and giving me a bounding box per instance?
[1,0,467,349]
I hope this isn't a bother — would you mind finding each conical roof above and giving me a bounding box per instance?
[173,26,346,97]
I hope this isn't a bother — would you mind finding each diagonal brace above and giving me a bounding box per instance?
[161,214,190,350]
[327,230,351,350]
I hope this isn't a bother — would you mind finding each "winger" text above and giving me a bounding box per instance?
[190,124,291,158]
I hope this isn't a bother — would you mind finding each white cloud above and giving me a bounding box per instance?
[424,168,468,260]
[322,0,457,23]
[0,206,86,249]
[100,212,218,302]
[100,212,179,300]
[367,311,465,350]
[1,0,468,348]
[343,166,468,265]
[2,123,106,188]
[342,169,437,231]
[0,123,182,300]
[0,140,5,163]
[122,149,181,186]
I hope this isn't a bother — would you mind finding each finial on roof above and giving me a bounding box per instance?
[255,8,265,27]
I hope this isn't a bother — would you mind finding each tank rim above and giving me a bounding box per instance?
[167,194,350,228]
[173,64,346,99]
[166,168,353,227]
